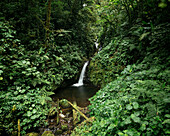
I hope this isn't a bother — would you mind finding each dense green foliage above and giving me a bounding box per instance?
[0,0,96,135]
[73,60,170,135]
[0,0,170,135]
[89,21,170,87]
[0,0,96,55]
[72,0,170,135]
[89,0,170,87]
[0,19,55,135]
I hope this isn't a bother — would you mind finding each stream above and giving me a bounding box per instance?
[38,84,98,136]
[39,61,99,135]
[52,84,98,107]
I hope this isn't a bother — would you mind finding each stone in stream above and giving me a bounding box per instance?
[59,113,65,118]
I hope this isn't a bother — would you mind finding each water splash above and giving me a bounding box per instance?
[95,41,102,53]
[72,61,89,87]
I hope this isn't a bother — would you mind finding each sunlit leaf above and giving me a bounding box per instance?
[132,102,139,109]
[126,104,133,110]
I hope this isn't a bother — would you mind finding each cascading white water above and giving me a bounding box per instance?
[95,42,99,49]
[95,41,102,53]
[72,61,89,87]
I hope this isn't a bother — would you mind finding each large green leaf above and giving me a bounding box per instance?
[126,104,133,110]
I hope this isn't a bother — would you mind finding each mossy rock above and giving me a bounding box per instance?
[26,132,39,136]
[55,129,62,135]
[61,124,68,131]
[59,99,71,108]
[41,131,54,136]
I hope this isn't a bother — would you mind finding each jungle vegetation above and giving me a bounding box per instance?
[0,0,169,135]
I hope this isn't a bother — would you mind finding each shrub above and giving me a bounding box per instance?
[72,61,170,135]
[0,17,85,135]
[0,19,53,135]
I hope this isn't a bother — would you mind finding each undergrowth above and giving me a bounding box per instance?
[72,6,170,136]
[72,57,170,136]
[0,18,84,135]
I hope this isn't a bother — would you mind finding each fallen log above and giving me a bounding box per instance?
[56,99,60,125]
[66,100,90,121]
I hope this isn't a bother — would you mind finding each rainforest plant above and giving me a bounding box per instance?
[0,1,96,134]
[72,59,170,135]
[72,0,170,135]
[0,12,91,134]
[0,19,53,135]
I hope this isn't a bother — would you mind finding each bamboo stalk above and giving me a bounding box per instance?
[57,99,60,125]
[67,100,90,121]
[45,0,53,47]
[73,101,78,125]
[18,119,20,136]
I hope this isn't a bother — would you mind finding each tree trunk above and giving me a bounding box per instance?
[45,0,52,47]
[67,100,90,121]
[56,99,60,125]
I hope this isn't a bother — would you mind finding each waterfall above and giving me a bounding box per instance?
[95,41,102,53]
[95,42,99,49]
[72,61,89,87]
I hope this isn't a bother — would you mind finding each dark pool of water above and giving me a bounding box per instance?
[52,84,98,107]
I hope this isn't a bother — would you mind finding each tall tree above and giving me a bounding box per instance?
[45,0,52,47]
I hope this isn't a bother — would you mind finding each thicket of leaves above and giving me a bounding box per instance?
[0,19,51,135]
[0,0,96,56]
[73,0,170,135]
[88,0,170,86]
[73,22,170,135]
[89,21,170,87]
[72,61,170,136]
[0,0,97,134]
